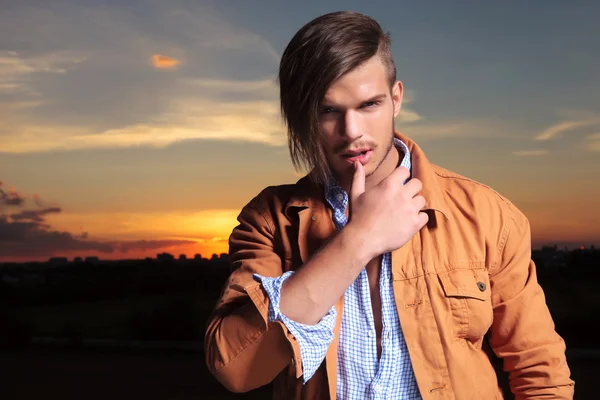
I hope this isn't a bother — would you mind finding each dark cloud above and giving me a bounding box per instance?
[0,181,25,207]
[0,181,194,259]
[0,215,113,257]
[10,207,61,223]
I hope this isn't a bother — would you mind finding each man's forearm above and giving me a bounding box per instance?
[279,224,374,325]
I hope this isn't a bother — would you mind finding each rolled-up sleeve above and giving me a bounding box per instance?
[204,201,304,393]
[254,270,337,383]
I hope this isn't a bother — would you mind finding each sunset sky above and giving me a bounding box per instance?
[1,1,599,262]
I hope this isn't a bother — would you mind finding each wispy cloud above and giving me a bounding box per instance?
[397,108,423,123]
[0,50,87,95]
[586,133,600,152]
[0,94,285,153]
[0,3,282,153]
[512,149,549,156]
[535,110,600,141]
[396,89,423,123]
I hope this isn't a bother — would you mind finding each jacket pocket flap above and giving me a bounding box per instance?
[438,268,490,301]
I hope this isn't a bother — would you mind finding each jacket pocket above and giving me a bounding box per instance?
[438,267,493,342]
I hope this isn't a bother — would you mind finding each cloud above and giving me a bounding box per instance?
[0,95,285,153]
[0,2,281,153]
[512,149,549,156]
[151,54,180,69]
[0,50,87,135]
[397,108,423,123]
[0,215,114,257]
[0,181,194,259]
[396,89,423,123]
[535,110,600,141]
[10,207,61,223]
[0,50,87,95]
[586,133,600,152]
[0,181,25,207]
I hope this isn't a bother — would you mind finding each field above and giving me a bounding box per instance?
[3,259,597,399]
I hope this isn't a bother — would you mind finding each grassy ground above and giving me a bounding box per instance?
[0,346,593,399]
[4,284,595,399]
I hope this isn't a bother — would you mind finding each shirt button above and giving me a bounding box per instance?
[373,383,381,392]
[337,193,344,201]
[386,331,391,339]
[367,330,374,337]
[477,281,486,291]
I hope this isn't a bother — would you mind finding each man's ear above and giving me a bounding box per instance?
[392,81,404,117]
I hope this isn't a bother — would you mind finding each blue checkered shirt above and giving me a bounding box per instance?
[255,138,422,399]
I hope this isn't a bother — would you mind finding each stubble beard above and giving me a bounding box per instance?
[365,125,396,180]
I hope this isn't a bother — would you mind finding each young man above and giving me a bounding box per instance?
[204,11,574,399]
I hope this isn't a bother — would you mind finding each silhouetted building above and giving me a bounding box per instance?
[179,254,187,261]
[157,252,174,261]
[49,257,68,266]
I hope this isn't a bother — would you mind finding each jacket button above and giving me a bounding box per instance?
[477,281,486,292]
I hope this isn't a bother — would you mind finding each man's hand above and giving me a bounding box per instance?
[279,162,428,325]
[348,161,429,258]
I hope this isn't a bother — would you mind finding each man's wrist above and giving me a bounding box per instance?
[340,222,377,266]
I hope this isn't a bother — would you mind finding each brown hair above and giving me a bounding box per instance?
[278,11,396,185]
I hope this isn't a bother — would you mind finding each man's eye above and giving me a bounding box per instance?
[363,101,378,108]
[320,108,336,114]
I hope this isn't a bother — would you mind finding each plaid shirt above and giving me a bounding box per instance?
[256,138,421,399]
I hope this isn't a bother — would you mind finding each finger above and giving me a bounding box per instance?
[413,195,426,210]
[349,161,365,207]
[388,166,411,186]
[417,211,429,228]
[403,178,423,198]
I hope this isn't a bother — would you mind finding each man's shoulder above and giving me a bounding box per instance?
[430,164,526,221]
[241,175,314,216]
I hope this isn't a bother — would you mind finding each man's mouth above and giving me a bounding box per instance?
[342,148,373,164]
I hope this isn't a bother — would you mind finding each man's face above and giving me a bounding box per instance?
[318,55,403,186]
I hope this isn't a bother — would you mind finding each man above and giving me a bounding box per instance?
[204,11,574,399]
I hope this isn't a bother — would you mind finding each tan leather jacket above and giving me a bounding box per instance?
[204,132,574,399]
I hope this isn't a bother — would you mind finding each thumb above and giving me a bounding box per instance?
[349,161,365,211]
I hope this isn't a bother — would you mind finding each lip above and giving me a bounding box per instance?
[341,149,373,165]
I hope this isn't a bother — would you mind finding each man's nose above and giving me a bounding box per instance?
[342,110,363,140]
